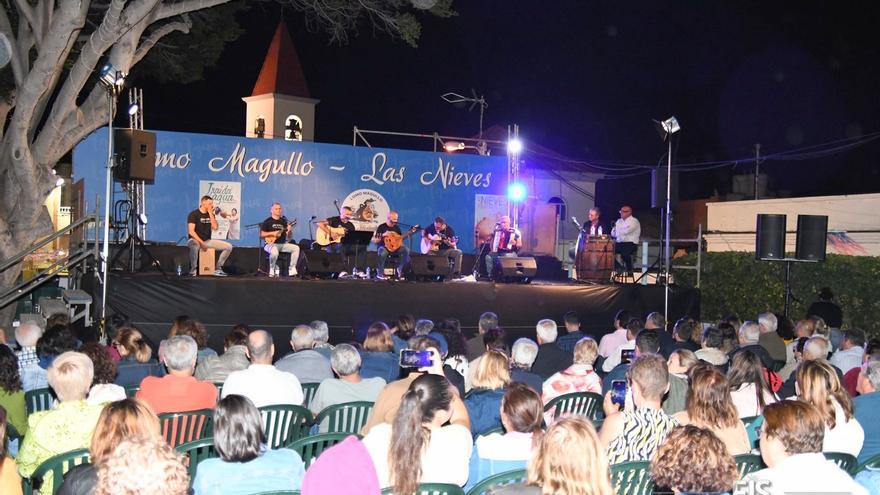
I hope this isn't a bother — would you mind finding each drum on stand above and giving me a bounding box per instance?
[576,235,614,282]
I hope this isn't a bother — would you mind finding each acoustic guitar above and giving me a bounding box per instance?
[264,219,297,245]
[315,225,348,246]
[420,232,460,254]
[383,225,420,253]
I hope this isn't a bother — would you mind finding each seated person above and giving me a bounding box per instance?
[358,322,400,384]
[309,344,386,431]
[672,364,750,455]
[136,336,217,414]
[93,437,189,495]
[464,350,510,437]
[651,425,739,495]
[113,327,164,387]
[543,337,602,413]
[509,338,543,394]
[274,325,334,384]
[221,330,303,407]
[194,326,250,383]
[796,359,864,457]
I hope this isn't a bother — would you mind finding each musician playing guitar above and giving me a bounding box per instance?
[260,202,300,277]
[373,211,415,279]
[422,216,463,278]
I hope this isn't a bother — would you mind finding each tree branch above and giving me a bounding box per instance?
[12,0,40,49]
[156,0,230,22]
[132,18,191,65]
[0,6,24,86]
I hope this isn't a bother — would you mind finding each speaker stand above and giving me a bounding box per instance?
[110,232,166,277]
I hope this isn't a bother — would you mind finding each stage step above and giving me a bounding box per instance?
[63,289,93,327]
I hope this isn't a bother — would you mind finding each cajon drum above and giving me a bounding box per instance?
[198,248,216,276]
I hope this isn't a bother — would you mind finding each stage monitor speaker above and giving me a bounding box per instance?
[795,215,828,262]
[496,256,537,283]
[651,166,679,210]
[304,250,345,278]
[408,255,450,281]
[755,214,786,260]
[114,129,156,183]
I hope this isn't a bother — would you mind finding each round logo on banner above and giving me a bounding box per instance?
[343,189,390,232]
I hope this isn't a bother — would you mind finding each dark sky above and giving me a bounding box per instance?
[132,1,880,207]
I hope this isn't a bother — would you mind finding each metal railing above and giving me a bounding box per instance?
[634,223,704,287]
[0,205,100,309]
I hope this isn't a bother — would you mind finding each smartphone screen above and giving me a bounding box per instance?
[620,348,635,364]
[399,349,432,368]
[611,380,627,408]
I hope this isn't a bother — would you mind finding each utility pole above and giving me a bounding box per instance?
[754,143,761,200]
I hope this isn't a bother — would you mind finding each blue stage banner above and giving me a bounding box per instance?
[73,129,507,253]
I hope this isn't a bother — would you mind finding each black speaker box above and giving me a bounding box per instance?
[114,129,156,182]
[408,255,451,281]
[496,256,538,283]
[304,250,345,278]
[651,166,679,210]
[795,215,828,262]
[755,214,786,260]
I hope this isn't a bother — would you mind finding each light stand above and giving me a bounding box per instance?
[654,116,680,322]
[98,64,125,325]
[441,90,489,155]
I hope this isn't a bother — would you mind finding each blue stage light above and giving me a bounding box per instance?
[508,182,527,202]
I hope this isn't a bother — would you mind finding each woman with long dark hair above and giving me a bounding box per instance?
[193,395,306,494]
[674,365,750,455]
[362,372,472,493]
[728,349,778,418]
[434,318,469,377]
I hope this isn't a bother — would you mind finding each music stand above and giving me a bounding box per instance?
[342,231,374,273]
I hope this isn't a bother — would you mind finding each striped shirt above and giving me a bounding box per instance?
[606,407,678,464]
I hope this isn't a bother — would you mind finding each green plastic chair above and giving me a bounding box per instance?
[466,468,527,495]
[213,382,224,400]
[7,422,22,444]
[857,452,880,474]
[741,415,764,450]
[288,432,349,468]
[159,409,214,448]
[124,385,140,398]
[734,454,766,479]
[543,391,602,421]
[175,437,218,481]
[22,447,90,494]
[259,404,314,449]
[381,483,466,495]
[25,387,55,415]
[312,401,374,434]
[475,426,505,441]
[824,452,858,475]
[301,383,319,409]
[609,460,654,495]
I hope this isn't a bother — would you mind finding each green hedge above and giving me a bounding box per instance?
[672,252,880,335]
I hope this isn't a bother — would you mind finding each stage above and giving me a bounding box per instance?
[105,272,700,359]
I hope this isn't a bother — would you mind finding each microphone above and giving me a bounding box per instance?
[333,199,339,208]
[310,215,317,219]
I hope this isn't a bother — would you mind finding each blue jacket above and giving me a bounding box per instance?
[193,447,305,495]
[464,388,505,437]
[359,351,400,383]
[115,358,165,387]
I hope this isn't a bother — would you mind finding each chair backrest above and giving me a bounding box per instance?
[609,460,654,495]
[301,383,319,409]
[258,404,314,449]
[159,409,214,448]
[23,447,90,495]
[857,452,880,474]
[543,391,602,420]
[466,468,527,495]
[288,432,349,468]
[124,385,140,398]
[824,452,858,475]
[313,401,374,434]
[381,483,466,495]
[25,387,55,415]
[474,426,505,441]
[733,454,766,479]
[175,437,218,481]
[213,382,224,400]
[741,415,764,450]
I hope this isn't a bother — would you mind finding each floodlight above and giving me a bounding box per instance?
[127,103,139,116]
[99,64,125,88]
[444,141,465,152]
[507,138,523,154]
[507,182,527,202]
[653,116,681,141]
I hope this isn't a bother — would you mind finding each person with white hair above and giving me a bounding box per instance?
[529,319,572,380]
[509,338,542,393]
[309,344,386,431]
[275,325,334,384]
[729,321,774,370]
[777,336,844,399]
[14,321,48,392]
[136,335,217,414]
[309,320,334,360]
[855,359,880,464]
[758,312,787,366]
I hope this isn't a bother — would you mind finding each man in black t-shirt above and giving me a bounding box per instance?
[186,195,233,276]
[317,206,363,273]
[373,211,412,279]
[260,202,300,277]
[423,216,463,277]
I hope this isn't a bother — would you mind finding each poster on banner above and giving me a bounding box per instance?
[199,180,242,240]
[474,194,508,249]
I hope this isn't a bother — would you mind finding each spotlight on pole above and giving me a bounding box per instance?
[99,64,126,89]
[443,141,465,153]
[507,138,523,154]
[127,103,139,116]
[653,116,680,141]
[507,182,527,203]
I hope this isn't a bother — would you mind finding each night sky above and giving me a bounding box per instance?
[131,1,880,209]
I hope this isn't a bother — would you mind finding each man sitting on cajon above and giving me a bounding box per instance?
[187,195,233,276]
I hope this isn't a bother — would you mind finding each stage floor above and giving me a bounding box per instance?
[106,273,700,358]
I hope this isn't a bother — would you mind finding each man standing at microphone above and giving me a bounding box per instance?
[611,205,640,275]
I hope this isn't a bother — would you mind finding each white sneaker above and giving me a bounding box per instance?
[188,269,197,277]
[214,269,228,277]
[288,267,298,277]
[269,265,278,278]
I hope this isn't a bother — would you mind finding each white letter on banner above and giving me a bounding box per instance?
[362,153,386,185]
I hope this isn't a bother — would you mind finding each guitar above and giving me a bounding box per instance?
[315,225,348,246]
[383,225,420,253]
[264,219,297,245]
[420,231,460,254]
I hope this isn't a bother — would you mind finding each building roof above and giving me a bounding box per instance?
[251,21,311,98]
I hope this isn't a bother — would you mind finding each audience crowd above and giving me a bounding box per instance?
[1,291,879,495]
